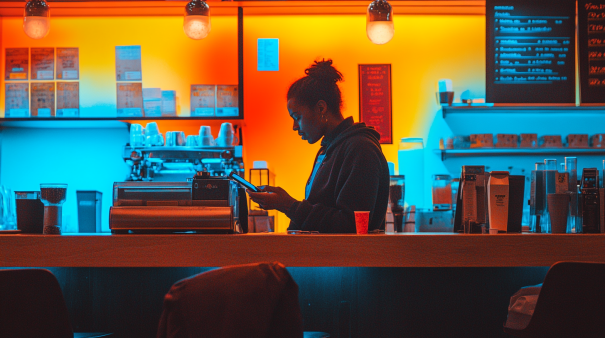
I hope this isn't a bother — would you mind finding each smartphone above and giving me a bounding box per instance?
[228,172,260,193]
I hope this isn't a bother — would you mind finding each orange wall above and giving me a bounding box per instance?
[242,14,485,230]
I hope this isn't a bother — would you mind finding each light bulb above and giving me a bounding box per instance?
[184,0,211,40]
[23,0,50,40]
[367,0,394,45]
[184,15,211,40]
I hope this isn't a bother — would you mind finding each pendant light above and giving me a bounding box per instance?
[183,0,211,40]
[366,0,394,45]
[23,0,50,39]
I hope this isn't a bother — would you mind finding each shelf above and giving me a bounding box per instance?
[441,105,605,118]
[0,117,245,129]
[0,120,129,129]
[436,148,605,160]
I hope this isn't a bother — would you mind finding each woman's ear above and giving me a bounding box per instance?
[315,100,328,115]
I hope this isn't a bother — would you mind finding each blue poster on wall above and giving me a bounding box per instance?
[257,38,279,71]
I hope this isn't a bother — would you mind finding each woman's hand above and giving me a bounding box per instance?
[247,186,298,213]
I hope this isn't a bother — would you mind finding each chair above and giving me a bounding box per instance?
[157,262,304,338]
[0,269,112,338]
[504,261,605,338]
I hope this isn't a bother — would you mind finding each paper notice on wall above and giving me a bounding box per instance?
[117,83,143,117]
[115,45,142,81]
[5,83,29,117]
[161,90,177,116]
[5,48,29,81]
[143,88,161,101]
[31,82,55,117]
[56,82,79,117]
[142,88,162,117]
[216,85,239,117]
[31,48,54,80]
[144,100,162,117]
[191,85,215,117]
[257,38,279,71]
[56,48,79,80]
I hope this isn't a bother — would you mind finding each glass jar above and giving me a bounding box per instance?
[432,175,452,210]
[397,138,424,209]
[565,157,578,233]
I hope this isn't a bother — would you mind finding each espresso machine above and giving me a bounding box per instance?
[123,145,244,182]
[109,171,248,233]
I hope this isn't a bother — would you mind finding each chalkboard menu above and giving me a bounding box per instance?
[579,1,605,103]
[359,64,392,144]
[486,0,576,103]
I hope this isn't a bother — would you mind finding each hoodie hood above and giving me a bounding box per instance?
[321,117,382,153]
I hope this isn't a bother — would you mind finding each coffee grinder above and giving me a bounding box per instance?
[40,184,68,235]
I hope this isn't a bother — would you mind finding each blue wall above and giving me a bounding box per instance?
[1,124,129,232]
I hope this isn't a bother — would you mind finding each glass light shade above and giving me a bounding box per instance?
[183,15,211,40]
[184,0,211,40]
[23,0,50,40]
[367,0,394,45]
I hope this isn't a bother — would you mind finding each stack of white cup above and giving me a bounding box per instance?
[199,126,216,147]
[215,123,239,147]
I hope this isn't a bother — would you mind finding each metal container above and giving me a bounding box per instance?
[76,190,102,233]
[15,191,44,233]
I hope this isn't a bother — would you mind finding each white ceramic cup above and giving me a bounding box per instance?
[199,126,212,138]
[216,123,239,146]
[216,136,235,147]
[145,122,159,136]
[130,124,145,147]
[146,133,164,147]
[175,131,186,146]
[186,135,198,147]
[199,135,216,147]
[165,132,176,147]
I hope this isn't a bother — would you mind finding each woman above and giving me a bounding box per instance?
[248,59,390,233]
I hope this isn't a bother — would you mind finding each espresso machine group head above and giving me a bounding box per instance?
[123,145,244,182]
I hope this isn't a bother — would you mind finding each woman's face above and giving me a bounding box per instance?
[287,98,326,144]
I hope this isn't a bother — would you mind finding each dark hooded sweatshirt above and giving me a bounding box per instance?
[286,117,390,233]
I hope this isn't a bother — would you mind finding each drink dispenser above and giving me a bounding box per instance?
[40,184,67,234]
[432,175,452,210]
[398,138,424,209]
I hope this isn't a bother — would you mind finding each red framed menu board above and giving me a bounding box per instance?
[359,64,392,144]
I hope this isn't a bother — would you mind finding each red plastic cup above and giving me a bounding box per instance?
[354,211,370,234]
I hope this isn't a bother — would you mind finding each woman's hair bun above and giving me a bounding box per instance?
[305,59,343,83]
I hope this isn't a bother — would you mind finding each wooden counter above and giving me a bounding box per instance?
[2,232,605,267]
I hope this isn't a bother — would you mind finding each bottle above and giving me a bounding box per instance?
[565,157,578,233]
[542,159,557,233]
[529,162,545,233]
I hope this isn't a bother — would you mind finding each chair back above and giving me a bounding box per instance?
[521,261,605,337]
[0,269,73,338]
[157,262,303,338]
